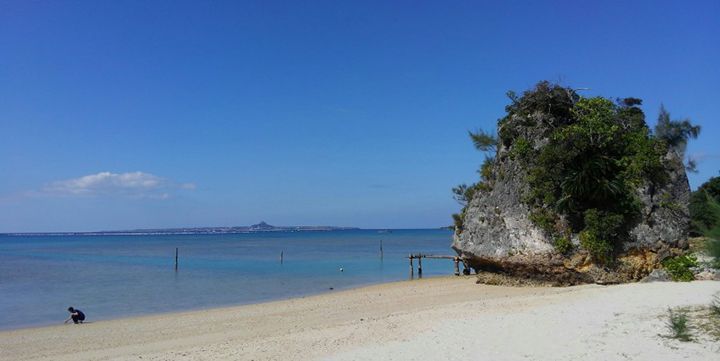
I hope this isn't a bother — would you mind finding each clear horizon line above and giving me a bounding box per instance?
[1,225,450,235]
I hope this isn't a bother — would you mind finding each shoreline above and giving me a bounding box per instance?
[0,275,402,332]
[0,275,458,333]
[1,278,718,360]
[1,275,471,332]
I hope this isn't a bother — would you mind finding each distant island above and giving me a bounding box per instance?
[4,221,359,236]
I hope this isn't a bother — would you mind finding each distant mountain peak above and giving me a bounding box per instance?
[249,221,274,230]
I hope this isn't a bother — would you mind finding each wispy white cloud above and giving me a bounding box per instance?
[41,171,195,199]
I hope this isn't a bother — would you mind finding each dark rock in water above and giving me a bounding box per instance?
[452,83,690,285]
[640,269,671,283]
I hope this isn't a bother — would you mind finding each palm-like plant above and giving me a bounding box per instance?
[654,105,701,171]
[468,129,497,154]
[559,156,622,205]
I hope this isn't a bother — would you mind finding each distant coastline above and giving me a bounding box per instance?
[2,221,360,236]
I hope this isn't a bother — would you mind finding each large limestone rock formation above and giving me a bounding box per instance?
[452,87,690,285]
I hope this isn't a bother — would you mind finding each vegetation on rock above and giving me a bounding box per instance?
[454,81,700,265]
[654,105,701,172]
[452,129,498,232]
[662,255,698,282]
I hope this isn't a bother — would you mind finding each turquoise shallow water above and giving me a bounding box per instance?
[0,229,453,330]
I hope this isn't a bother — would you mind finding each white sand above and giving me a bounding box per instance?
[1,278,718,361]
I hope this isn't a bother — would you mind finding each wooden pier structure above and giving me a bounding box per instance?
[407,254,470,279]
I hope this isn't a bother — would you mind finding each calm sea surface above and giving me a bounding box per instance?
[0,229,453,330]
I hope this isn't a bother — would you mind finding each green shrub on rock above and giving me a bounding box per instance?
[509,137,532,161]
[579,230,612,264]
[662,255,698,282]
[452,213,464,232]
[529,208,556,235]
[553,236,573,254]
[579,209,624,262]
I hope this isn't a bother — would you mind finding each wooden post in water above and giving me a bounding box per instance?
[453,257,460,276]
[409,254,414,279]
[175,248,178,271]
[280,251,284,264]
[417,254,423,278]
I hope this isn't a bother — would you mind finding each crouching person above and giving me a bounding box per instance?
[64,307,85,324]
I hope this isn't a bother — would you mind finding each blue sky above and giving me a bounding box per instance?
[1,0,718,232]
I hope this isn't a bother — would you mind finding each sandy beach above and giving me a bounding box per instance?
[1,278,718,361]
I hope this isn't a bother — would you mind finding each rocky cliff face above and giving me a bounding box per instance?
[452,86,691,285]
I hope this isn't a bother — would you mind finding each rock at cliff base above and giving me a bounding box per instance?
[640,269,671,283]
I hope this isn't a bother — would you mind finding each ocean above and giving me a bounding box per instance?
[0,229,454,330]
